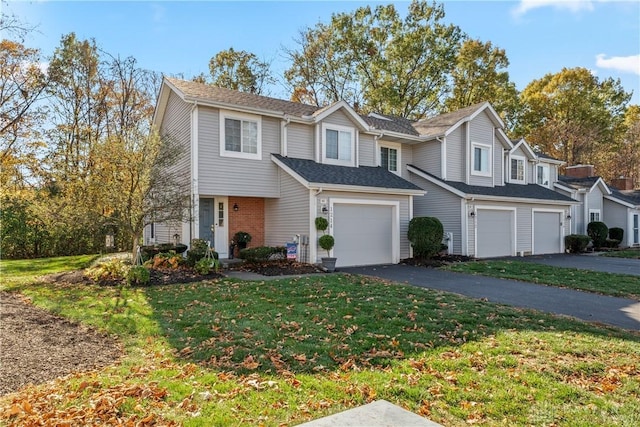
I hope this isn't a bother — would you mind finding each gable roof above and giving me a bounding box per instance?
[558,175,611,195]
[163,77,320,118]
[510,138,537,160]
[408,164,577,204]
[606,188,640,208]
[412,102,504,139]
[272,154,424,195]
[360,113,420,136]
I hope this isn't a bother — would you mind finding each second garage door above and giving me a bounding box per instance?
[534,211,562,254]
[333,204,394,267]
[476,209,514,258]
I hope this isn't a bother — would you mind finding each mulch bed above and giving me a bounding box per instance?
[230,260,326,276]
[401,254,474,268]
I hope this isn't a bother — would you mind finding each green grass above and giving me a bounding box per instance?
[443,260,640,300]
[1,256,639,426]
[603,249,640,259]
[0,254,99,289]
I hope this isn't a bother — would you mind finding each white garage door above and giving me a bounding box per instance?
[477,209,514,258]
[534,212,562,254]
[333,204,393,267]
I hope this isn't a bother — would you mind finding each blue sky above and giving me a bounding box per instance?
[8,0,640,105]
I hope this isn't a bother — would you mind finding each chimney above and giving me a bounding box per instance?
[610,177,634,191]
[565,165,595,178]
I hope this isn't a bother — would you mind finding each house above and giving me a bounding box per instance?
[399,103,577,257]
[151,78,425,267]
[555,167,640,247]
[150,79,579,266]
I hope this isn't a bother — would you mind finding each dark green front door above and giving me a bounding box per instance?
[199,198,214,245]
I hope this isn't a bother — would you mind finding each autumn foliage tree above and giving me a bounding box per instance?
[206,47,275,95]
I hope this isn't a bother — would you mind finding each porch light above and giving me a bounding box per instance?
[233,203,239,211]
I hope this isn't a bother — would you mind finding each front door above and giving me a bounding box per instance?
[634,214,639,245]
[199,198,214,247]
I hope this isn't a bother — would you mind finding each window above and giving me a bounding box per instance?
[220,111,261,160]
[472,143,491,176]
[380,146,398,173]
[633,214,639,245]
[537,165,550,186]
[510,157,525,182]
[322,124,355,166]
[589,209,601,223]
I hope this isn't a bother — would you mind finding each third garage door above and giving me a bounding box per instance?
[534,211,562,254]
[476,209,514,258]
[333,204,393,267]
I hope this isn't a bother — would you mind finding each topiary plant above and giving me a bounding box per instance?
[587,221,608,248]
[318,234,335,257]
[315,216,329,232]
[609,227,624,242]
[408,216,444,259]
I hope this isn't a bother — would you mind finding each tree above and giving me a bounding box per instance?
[517,67,631,174]
[284,0,464,119]
[0,39,49,191]
[613,106,640,186]
[445,39,521,133]
[207,48,275,95]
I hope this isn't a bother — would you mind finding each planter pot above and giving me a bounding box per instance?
[238,241,248,250]
[321,257,337,272]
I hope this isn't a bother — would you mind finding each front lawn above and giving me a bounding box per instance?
[443,260,640,300]
[603,249,640,259]
[1,256,639,426]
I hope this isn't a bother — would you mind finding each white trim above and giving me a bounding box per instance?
[536,164,550,187]
[509,155,526,184]
[471,141,492,177]
[474,206,517,257]
[219,109,262,160]
[314,124,320,163]
[589,208,601,223]
[440,137,447,179]
[191,103,199,241]
[310,189,318,264]
[321,123,356,166]
[532,208,566,254]
[377,140,402,175]
[510,138,537,159]
[461,199,468,256]
[308,100,370,130]
[409,196,414,259]
[329,198,401,264]
[604,194,637,209]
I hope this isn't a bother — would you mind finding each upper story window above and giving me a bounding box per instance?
[471,142,492,177]
[322,123,355,166]
[379,141,401,175]
[537,164,550,186]
[220,110,262,160]
[510,156,525,183]
[589,209,601,223]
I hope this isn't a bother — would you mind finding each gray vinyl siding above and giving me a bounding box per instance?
[469,113,496,187]
[160,91,191,191]
[264,170,310,253]
[197,106,280,197]
[603,199,628,233]
[413,140,442,178]
[315,191,412,262]
[411,175,463,255]
[359,133,375,167]
[399,144,413,180]
[446,127,465,182]
[321,109,358,128]
[587,187,604,213]
[286,122,314,160]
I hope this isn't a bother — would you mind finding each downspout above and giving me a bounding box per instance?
[281,114,291,157]
[310,188,324,264]
[436,136,445,179]
[374,132,384,166]
[190,101,199,245]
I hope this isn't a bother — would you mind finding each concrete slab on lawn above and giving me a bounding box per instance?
[297,400,442,427]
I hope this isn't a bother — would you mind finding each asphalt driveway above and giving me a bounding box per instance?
[341,263,640,331]
[499,253,640,276]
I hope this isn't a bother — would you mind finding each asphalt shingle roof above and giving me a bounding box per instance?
[558,175,601,190]
[410,165,576,202]
[166,78,320,118]
[610,188,640,206]
[273,154,423,192]
[360,113,420,136]
[412,102,488,138]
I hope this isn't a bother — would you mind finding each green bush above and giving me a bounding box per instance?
[239,246,286,263]
[587,221,609,248]
[234,231,252,244]
[315,217,329,232]
[408,217,444,259]
[609,227,624,242]
[127,266,150,286]
[318,235,335,257]
[86,258,130,283]
[565,234,590,253]
[604,238,621,248]
[186,238,211,266]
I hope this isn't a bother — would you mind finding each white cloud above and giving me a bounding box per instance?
[512,0,595,17]
[595,54,640,75]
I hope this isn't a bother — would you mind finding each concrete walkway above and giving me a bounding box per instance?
[341,264,640,331]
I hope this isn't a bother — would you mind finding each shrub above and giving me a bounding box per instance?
[86,258,129,283]
[565,234,590,253]
[604,238,621,248]
[149,251,183,269]
[127,266,150,286]
[234,231,252,244]
[315,217,328,232]
[318,235,335,257]
[239,246,286,263]
[408,217,444,259]
[609,227,624,242]
[186,238,210,266]
[587,221,609,248]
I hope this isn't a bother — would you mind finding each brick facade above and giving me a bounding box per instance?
[228,196,265,256]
